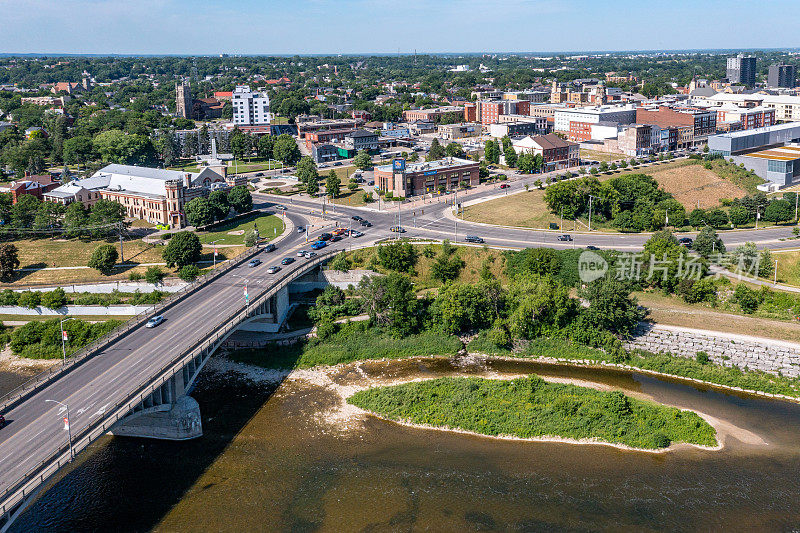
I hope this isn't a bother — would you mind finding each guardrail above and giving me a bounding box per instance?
[0,248,335,520]
[0,243,265,415]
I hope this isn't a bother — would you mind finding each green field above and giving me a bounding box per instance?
[348,376,717,450]
[198,213,284,246]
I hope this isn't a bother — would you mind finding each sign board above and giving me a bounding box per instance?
[392,158,406,172]
[423,170,437,176]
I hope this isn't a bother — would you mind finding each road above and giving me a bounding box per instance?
[0,210,391,517]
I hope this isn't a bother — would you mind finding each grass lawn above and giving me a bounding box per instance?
[461,189,566,230]
[344,242,508,291]
[348,375,717,450]
[0,314,135,322]
[321,165,358,181]
[10,238,163,270]
[331,188,369,206]
[580,148,627,162]
[197,213,284,245]
[772,249,800,287]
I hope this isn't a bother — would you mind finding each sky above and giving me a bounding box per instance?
[2,0,800,55]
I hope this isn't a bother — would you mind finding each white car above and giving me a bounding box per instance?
[146,315,164,328]
[297,250,308,257]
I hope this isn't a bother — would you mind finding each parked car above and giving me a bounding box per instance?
[368,180,375,186]
[146,315,164,328]
[267,266,281,274]
[351,215,363,221]
[255,172,264,177]
[311,241,327,250]
[333,162,342,166]
[678,237,693,248]
[390,226,406,233]
[360,220,372,227]
[274,205,287,210]
[465,235,484,243]
[557,234,573,242]
[586,245,599,251]
[0,414,6,428]
[499,183,510,189]
[248,258,262,267]
[281,257,295,265]
[264,244,276,252]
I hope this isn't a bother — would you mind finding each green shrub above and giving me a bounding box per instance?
[128,271,143,281]
[145,266,166,284]
[17,290,41,309]
[0,289,19,306]
[696,351,710,365]
[179,265,201,282]
[41,288,68,310]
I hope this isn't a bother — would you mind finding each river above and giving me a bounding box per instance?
[7,355,800,532]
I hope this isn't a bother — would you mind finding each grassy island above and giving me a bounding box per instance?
[348,376,717,450]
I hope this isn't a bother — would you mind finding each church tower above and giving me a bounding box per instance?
[176,81,192,119]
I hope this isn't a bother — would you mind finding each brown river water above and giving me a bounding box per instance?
[6,355,800,532]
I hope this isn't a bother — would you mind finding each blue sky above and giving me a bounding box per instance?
[2,0,799,55]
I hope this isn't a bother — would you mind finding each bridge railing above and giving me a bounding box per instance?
[0,248,336,519]
[0,243,266,415]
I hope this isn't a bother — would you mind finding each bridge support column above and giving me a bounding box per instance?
[110,395,202,441]
[237,285,291,333]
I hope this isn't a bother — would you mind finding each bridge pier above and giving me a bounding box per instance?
[109,395,202,440]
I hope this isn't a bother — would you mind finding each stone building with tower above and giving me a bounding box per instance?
[176,81,192,119]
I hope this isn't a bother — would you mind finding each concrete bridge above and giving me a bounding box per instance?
[0,213,371,531]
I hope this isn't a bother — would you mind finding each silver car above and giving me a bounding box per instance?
[146,315,164,328]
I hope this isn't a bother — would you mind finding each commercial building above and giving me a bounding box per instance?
[296,117,360,138]
[733,145,800,187]
[768,64,797,89]
[374,157,479,197]
[401,106,464,123]
[344,129,380,152]
[488,120,547,138]
[568,121,619,142]
[635,105,716,148]
[708,123,800,156]
[727,54,757,87]
[714,104,775,131]
[9,175,60,204]
[694,93,800,123]
[438,123,481,140]
[479,100,531,125]
[512,134,579,171]
[553,104,637,132]
[232,85,271,127]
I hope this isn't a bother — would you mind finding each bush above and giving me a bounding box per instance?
[17,291,41,309]
[696,351,710,365]
[145,266,166,284]
[41,288,68,310]
[733,283,761,314]
[128,271,143,281]
[162,231,202,268]
[88,244,119,274]
[0,289,19,306]
[179,265,201,282]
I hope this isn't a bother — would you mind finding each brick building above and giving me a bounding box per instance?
[374,157,479,197]
[512,134,579,171]
[635,106,716,149]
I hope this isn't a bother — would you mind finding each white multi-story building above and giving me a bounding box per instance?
[232,85,272,126]
[553,104,637,132]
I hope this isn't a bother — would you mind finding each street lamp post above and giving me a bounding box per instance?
[60,316,74,365]
[45,399,74,461]
[231,274,249,311]
[209,239,222,269]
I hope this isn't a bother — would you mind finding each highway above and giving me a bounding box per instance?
[0,210,391,521]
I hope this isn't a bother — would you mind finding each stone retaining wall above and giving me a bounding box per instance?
[625,324,800,378]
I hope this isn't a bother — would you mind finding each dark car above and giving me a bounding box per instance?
[330,235,342,242]
[297,226,305,233]
[678,237,693,248]
[586,245,599,251]
[281,257,295,265]
[368,180,375,186]
[248,258,262,267]
[465,235,484,243]
[264,243,276,252]
[319,232,333,241]
[351,215,363,221]
[0,414,5,428]
[499,183,510,189]
[333,162,342,166]
[360,220,372,227]
[557,234,573,242]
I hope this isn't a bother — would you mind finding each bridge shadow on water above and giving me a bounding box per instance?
[9,347,302,532]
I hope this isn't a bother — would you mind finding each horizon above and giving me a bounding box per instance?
[3,0,800,55]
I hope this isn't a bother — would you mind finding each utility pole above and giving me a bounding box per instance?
[775,259,779,286]
[587,195,597,232]
[118,222,124,262]
[60,316,74,365]
[795,193,798,223]
[45,400,74,461]
[210,239,221,269]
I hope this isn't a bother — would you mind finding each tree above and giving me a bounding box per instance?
[579,277,645,336]
[377,242,418,273]
[145,266,165,284]
[179,265,201,282]
[296,156,318,183]
[272,134,301,165]
[426,138,445,161]
[41,288,68,310]
[729,204,750,227]
[330,252,352,272]
[325,170,341,199]
[507,273,576,339]
[305,176,320,196]
[63,200,88,237]
[693,227,725,258]
[162,231,202,268]
[758,249,775,279]
[0,244,19,281]
[208,189,230,221]
[353,150,373,170]
[62,136,94,166]
[764,199,793,223]
[504,145,517,168]
[228,185,252,214]
[517,153,535,174]
[184,197,215,227]
[358,272,420,337]
[88,244,118,274]
[484,139,500,165]
[445,142,465,158]
[17,291,41,309]
[433,282,495,334]
[430,243,465,282]
[88,199,125,237]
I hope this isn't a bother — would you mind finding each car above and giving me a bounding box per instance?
[390,226,406,233]
[311,241,326,250]
[678,237,693,248]
[499,183,510,189]
[248,258,262,267]
[319,232,333,241]
[557,234,573,242]
[351,230,364,238]
[297,226,305,233]
[586,245,600,251]
[333,228,347,235]
[255,172,264,177]
[319,164,328,169]
[355,177,365,183]
[281,257,295,265]
[333,162,342,166]
[330,235,342,242]
[304,251,317,258]
[351,215,363,221]
[264,243,276,252]
[297,250,308,257]
[266,266,281,274]
[274,205,287,210]
[368,180,375,186]
[0,414,5,428]
[360,220,372,227]
[465,235,484,243]
[146,315,164,328]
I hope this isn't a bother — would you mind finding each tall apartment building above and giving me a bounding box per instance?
[727,54,757,87]
[176,81,192,119]
[232,85,272,127]
[768,64,797,89]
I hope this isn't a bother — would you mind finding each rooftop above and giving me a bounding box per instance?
[376,157,476,173]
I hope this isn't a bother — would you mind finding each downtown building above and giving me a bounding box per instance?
[232,85,272,133]
[374,157,480,197]
[727,54,757,87]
